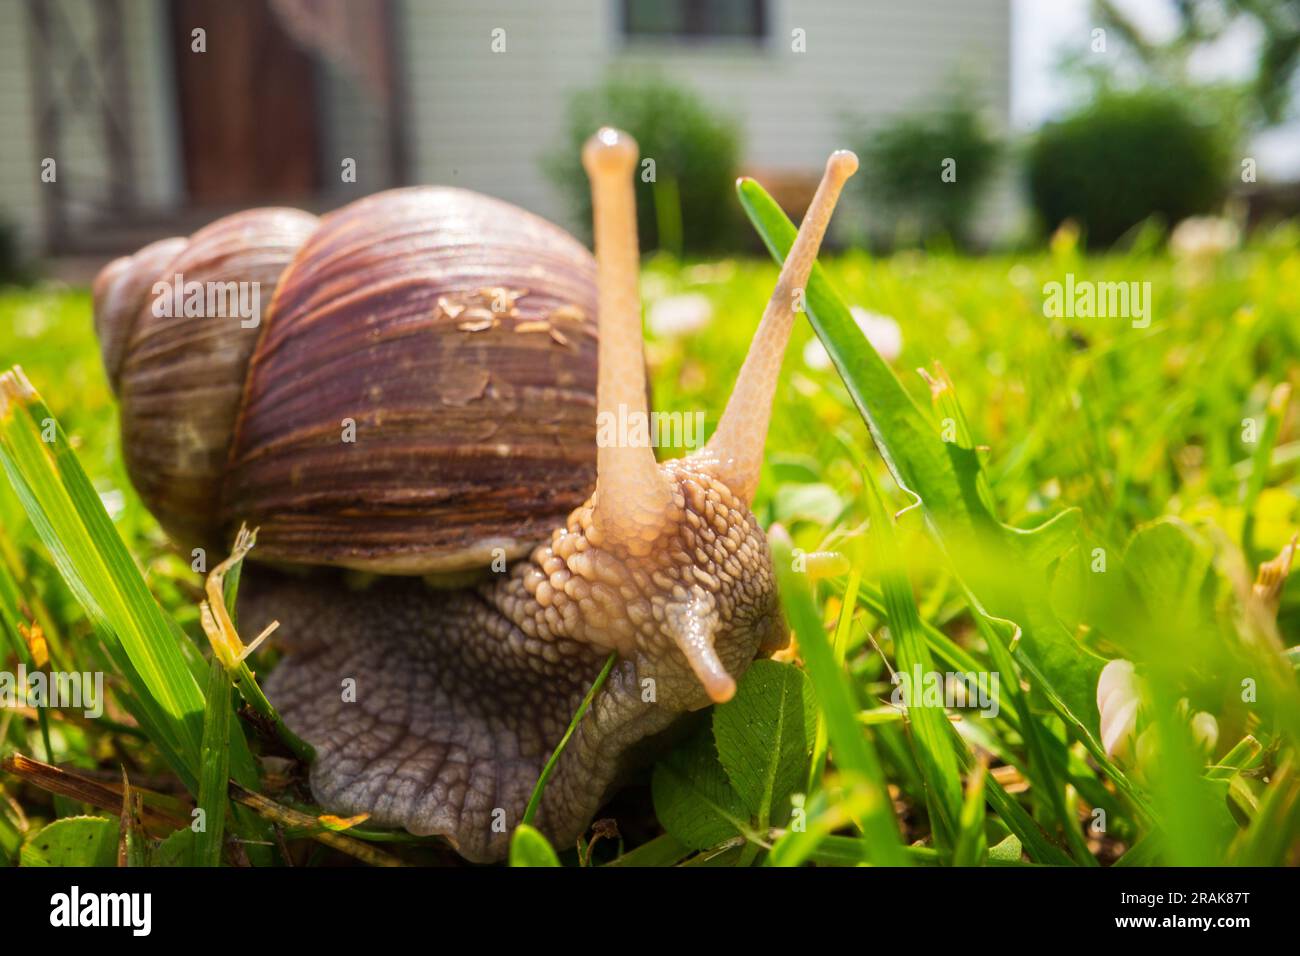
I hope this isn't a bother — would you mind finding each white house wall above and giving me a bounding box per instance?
[0,0,181,253]
[0,0,1012,253]
[400,0,1012,236]
[0,0,42,251]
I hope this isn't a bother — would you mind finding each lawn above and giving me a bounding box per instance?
[1,206,1298,866]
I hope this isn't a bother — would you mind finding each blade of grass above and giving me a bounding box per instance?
[855,583,1023,731]
[198,526,314,765]
[1205,735,1264,780]
[509,824,561,867]
[738,185,1109,758]
[1242,383,1290,555]
[2,753,191,833]
[945,723,1072,866]
[0,556,53,760]
[118,773,148,867]
[195,655,231,867]
[770,529,907,865]
[1114,834,1163,866]
[521,651,617,827]
[809,566,859,792]
[0,368,203,781]
[862,470,963,851]
[973,610,1097,864]
[0,369,273,863]
[951,758,988,866]
[1231,753,1299,865]
[228,781,407,867]
[604,832,692,867]
[767,786,874,866]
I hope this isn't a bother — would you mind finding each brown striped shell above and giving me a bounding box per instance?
[92,188,599,574]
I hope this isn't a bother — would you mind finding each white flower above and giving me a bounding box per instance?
[1190,711,1219,755]
[1169,216,1238,260]
[803,306,903,370]
[647,293,713,337]
[802,337,834,370]
[98,488,126,521]
[1097,658,1140,759]
[852,307,903,362]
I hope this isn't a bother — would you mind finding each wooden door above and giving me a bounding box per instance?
[170,0,320,203]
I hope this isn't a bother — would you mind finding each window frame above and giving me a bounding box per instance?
[618,0,770,47]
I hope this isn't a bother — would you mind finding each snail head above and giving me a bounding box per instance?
[536,128,858,709]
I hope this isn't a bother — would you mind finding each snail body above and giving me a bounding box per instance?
[94,129,857,861]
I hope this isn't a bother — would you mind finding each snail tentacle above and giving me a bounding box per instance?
[702,150,858,504]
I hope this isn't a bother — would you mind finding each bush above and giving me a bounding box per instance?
[853,91,1001,248]
[0,217,32,287]
[1027,91,1231,247]
[545,73,741,254]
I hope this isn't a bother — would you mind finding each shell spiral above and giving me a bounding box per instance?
[92,188,600,574]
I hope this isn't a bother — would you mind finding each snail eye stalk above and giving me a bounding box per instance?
[582,127,678,554]
[700,150,858,505]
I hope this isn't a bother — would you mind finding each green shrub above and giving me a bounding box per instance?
[545,73,741,254]
[0,217,33,286]
[852,91,1001,248]
[1027,91,1231,247]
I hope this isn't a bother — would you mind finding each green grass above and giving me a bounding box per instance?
[1,209,1298,866]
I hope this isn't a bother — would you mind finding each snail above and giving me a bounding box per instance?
[93,127,858,862]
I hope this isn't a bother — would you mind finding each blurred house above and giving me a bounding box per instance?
[0,0,1011,257]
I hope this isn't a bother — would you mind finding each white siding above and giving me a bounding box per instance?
[0,0,43,251]
[400,0,1012,234]
[0,0,180,253]
[126,0,184,213]
[1,0,1013,252]
[318,60,393,198]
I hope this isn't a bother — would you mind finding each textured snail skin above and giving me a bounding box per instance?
[252,458,784,862]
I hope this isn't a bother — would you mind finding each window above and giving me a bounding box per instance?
[622,0,768,41]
